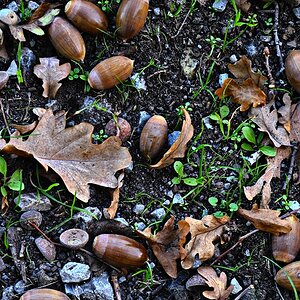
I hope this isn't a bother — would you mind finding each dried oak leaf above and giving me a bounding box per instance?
[244,146,291,208]
[290,102,300,142]
[234,0,251,12]
[178,215,230,269]
[197,266,233,300]
[137,216,180,278]
[278,93,292,133]
[238,204,292,235]
[215,78,267,112]
[150,109,194,169]
[250,101,290,148]
[33,57,71,98]
[1,109,132,202]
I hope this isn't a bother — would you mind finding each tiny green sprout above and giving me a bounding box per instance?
[92,129,108,143]
[264,17,273,27]
[68,68,80,80]
[208,196,218,207]
[172,161,198,187]
[98,0,121,12]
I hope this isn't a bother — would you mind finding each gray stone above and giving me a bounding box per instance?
[0,256,6,272]
[153,7,161,16]
[245,43,257,57]
[293,7,300,19]
[163,199,170,205]
[28,1,39,10]
[14,193,52,211]
[135,222,146,231]
[133,204,145,215]
[20,47,36,72]
[287,40,297,48]
[137,111,151,133]
[172,193,184,205]
[73,207,102,224]
[229,54,238,63]
[219,73,228,86]
[115,217,129,226]
[60,262,91,283]
[224,183,231,190]
[168,131,181,147]
[6,60,18,76]
[230,278,243,294]
[212,0,228,12]
[14,280,26,294]
[131,73,146,90]
[180,50,199,79]
[260,35,272,42]
[167,190,174,198]
[1,286,15,300]
[289,200,300,211]
[0,226,5,239]
[150,208,166,220]
[6,1,18,12]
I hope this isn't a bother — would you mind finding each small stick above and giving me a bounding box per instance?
[263,47,275,89]
[234,284,255,300]
[28,221,58,246]
[171,9,191,39]
[0,98,11,135]
[282,142,298,190]
[273,1,285,76]
[111,271,122,300]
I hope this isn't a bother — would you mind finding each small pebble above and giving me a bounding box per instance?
[219,73,228,86]
[115,217,129,226]
[153,7,160,16]
[168,131,181,147]
[27,1,39,10]
[260,36,272,42]
[212,0,228,12]
[229,54,238,63]
[0,257,6,272]
[245,43,257,57]
[137,111,151,133]
[1,286,14,300]
[163,199,170,205]
[167,190,174,198]
[224,183,231,190]
[289,200,300,211]
[231,278,243,294]
[6,1,18,12]
[35,237,56,261]
[180,50,199,79]
[172,193,184,205]
[60,262,91,283]
[14,193,52,211]
[150,208,166,220]
[20,210,43,230]
[20,47,36,72]
[293,7,300,19]
[135,222,146,231]
[13,280,26,295]
[131,73,147,90]
[73,207,102,224]
[133,204,145,215]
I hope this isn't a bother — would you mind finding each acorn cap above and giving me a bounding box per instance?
[59,228,89,249]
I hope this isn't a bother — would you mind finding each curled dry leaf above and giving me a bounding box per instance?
[33,58,71,98]
[197,266,233,300]
[150,109,194,169]
[136,216,180,278]
[238,204,292,235]
[290,102,300,142]
[1,109,132,202]
[278,93,292,133]
[244,146,291,208]
[0,28,8,60]
[28,2,61,24]
[250,101,290,148]
[216,78,267,112]
[178,215,230,269]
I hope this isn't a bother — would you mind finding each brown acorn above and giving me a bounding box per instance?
[275,261,300,291]
[20,288,71,300]
[65,0,108,35]
[140,115,168,160]
[116,0,149,41]
[88,56,134,90]
[272,214,300,263]
[48,17,86,62]
[93,234,148,270]
[285,49,300,93]
[105,117,132,143]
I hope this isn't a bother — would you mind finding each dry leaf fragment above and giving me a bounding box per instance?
[0,72,9,90]
[251,101,291,148]
[216,78,267,112]
[244,146,291,208]
[238,204,292,235]
[150,109,194,169]
[33,58,71,98]
[29,3,61,24]
[278,93,292,133]
[0,28,8,60]
[137,216,180,278]
[197,266,233,300]
[1,109,132,202]
[290,102,300,142]
[234,0,251,12]
[178,215,230,269]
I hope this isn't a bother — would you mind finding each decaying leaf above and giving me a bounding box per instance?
[234,0,251,12]
[228,56,267,89]
[198,266,233,300]
[251,101,290,148]
[12,122,37,135]
[33,58,71,98]
[0,72,9,90]
[150,109,194,169]
[0,28,8,60]
[137,216,180,278]
[290,102,300,142]
[1,109,132,202]
[238,204,292,235]
[1,195,9,214]
[178,215,230,269]
[278,93,292,133]
[29,3,61,24]
[244,146,291,207]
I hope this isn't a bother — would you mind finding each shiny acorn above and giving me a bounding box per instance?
[116,0,149,41]
[285,49,300,93]
[275,261,300,291]
[20,288,71,300]
[140,115,168,159]
[88,56,134,90]
[93,234,148,270]
[48,17,86,62]
[65,0,108,35]
[272,214,300,263]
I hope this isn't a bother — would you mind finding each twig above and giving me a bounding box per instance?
[210,229,259,266]
[0,98,11,135]
[111,271,122,300]
[28,221,57,245]
[280,207,300,219]
[171,9,191,39]
[234,285,255,300]
[263,47,275,89]
[282,142,298,190]
[273,1,285,76]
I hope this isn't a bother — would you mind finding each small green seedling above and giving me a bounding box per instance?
[16,42,24,84]
[92,129,108,143]
[172,161,198,186]
[208,196,239,218]
[68,68,80,80]
[69,62,91,93]
[0,156,24,198]
[98,0,121,12]
[19,0,32,21]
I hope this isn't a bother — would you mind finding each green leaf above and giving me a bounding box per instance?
[220,105,230,119]
[0,157,7,176]
[242,126,256,144]
[1,186,7,197]
[7,181,24,191]
[37,8,60,26]
[173,161,184,177]
[241,143,254,151]
[229,203,239,212]
[208,197,218,206]
[259,146,276,157]
[209,113,219,121]
[183,178,198,186]
[9,169,22,182]
[213,211,225,218]
[172,177,181,185]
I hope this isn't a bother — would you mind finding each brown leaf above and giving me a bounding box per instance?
[215,78,267,111]
[150,109,194,169]
[0,71,9,90]
[238,204,292,235]
[12,122,37,135]
[178,215,230,269]
[28,2,61,23]
[198,266,233,300]
[278,93,292,133]
[234,0,251,12]
[1,195,9,214]
[1,109,132,202]
[0,139,5,150]
[244,146,291,207]
[290,102,300,142]
[250,101,291,147]
[228,56,267,88]
[0,28,8,60]
[33,58,71,98]
[137,216,180,278]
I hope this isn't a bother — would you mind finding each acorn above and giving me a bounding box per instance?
[105,117,132,143]
[116,0,149,41]
[272,214,300,263]
[140,115,168,160]
[20,288,71,300]
[275,261,300,291]
[92,234,148,270]
[48,17,86,62]
[285,49,300,93]
[88,56,134,90]
[65,0,108,35]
